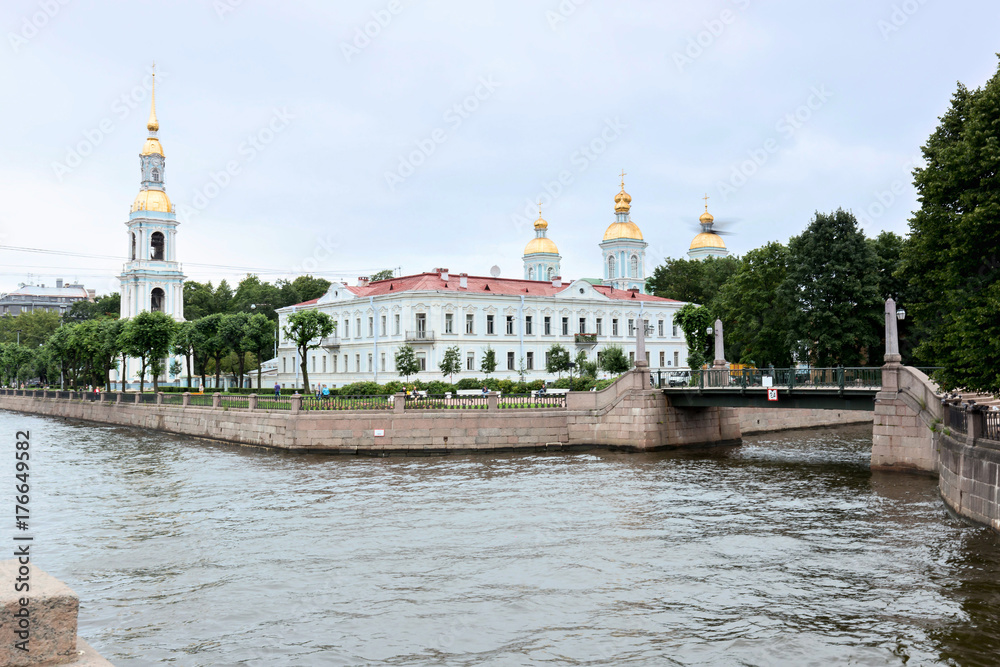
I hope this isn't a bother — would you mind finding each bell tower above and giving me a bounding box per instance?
[119,65,186,322]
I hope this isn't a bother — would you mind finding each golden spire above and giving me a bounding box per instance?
[147,63,159,133]
[699,193,714,225]
[614,171,632,214]
[534,200,548,230]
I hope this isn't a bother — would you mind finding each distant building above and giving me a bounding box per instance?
[0,279,95,316]
[687,197,730,260]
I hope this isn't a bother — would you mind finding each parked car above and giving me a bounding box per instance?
[668,370,691,387]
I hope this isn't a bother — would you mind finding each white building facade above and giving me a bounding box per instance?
[275,183,689,388]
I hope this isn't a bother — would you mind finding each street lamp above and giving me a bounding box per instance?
[896,308,906,321]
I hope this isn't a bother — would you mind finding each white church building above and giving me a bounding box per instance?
[274,180,690,388]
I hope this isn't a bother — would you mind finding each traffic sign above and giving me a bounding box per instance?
[767,388,778,401]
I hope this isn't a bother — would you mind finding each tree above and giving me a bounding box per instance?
[781,209,882,367]
[93,318,124,390]
[599,345,630,375]
[370,269,395,282]
[118,311,176,393]
[575,349,598,378]
[645,256,739,305]
[244,313,276,389]
[395,344,420,382]
[284,310,334,392]
[63,293,120,322]
[0,310,61,348]
[480,346,497,377]
[674,303,713,370]
[219,312,251,388]
[183,281,217,320]
[172,321,197,388]
[714,242,794,367]
[545,343,571,376]
[439,345,461,382]
[169,359,182,378]
[901,63,1000,393]
[232,274,281,319]
[194,314,226,389]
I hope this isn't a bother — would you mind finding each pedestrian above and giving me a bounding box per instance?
[274,382,281,399]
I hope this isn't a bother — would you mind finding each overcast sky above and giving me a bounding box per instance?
[1,0,997,296]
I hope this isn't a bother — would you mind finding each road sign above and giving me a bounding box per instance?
[767,388,778,402]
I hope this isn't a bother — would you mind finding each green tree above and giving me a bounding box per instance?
[232,274,281,319]
[219,312,251,388]
[119,311,177,393]
[439,345,461,382]
[480,346,497,377]
[575,349,598,378]
[92,318,124,390]
[0,310,61,348]
[781,209,882,367]
[714,242,793,367]
[545,343,571,376]
[395,344,420,382]
[183,281,216,320]
[645,256,739,305]
[599,344,630,375]
[172,321,197,388]
[674,303,713,370]
[63,293,120,322]
[284,310,334,393]
[244,313,276,389]
[901,63,1000,393]
[370,269,395,282]
[194,314,226,388]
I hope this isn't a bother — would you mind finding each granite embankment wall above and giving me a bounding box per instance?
[0,371,738,454]
[939,423,1000,534]
[737,408,872,435]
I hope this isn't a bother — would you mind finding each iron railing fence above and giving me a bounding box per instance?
[303,395,393,411]
[984,411,1000,442]
[138,393,158,404]
[254,396,291,411]
[187,394,215,407]
[161,394,186,406]
[499,393,567,409]
[686,367,883,390]
[945,404,967,434]
[219,395,251,410]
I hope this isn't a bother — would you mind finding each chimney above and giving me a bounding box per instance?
[439,268,450,281]
[459,273,468,289]
[552,276,562,287]
[357,276,369,287]
[56,279,63,288]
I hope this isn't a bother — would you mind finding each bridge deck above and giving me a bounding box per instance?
[662,385,881,411]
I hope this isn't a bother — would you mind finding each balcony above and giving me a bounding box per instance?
[406,330,435,343]
[320,336,341,349]
[575,333,598,345]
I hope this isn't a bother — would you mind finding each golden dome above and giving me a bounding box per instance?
[131,189,172,213]
[614,189,632,214]
[524,237,559,255]
[699,210,714,224]
[534,214,548,231]
[142,137,164,156]
[603,221,644,241]
[690,232,727,250]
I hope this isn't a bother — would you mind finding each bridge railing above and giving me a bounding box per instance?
[685,367,883,390]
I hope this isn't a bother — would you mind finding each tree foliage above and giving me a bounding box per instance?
[439,345,461,382]
[545,344,571,376]
[901,63,1000,393]
[674,303,713,370]
[370,269,395,282]
[645,256,739,305]
[480,346,497,377]
[598,345,630,375]
[118,311,177,393]
[283,310,334,393]
[781,209,882,367]
[395,344,420,381]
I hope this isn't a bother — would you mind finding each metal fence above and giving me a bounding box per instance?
[255,396,291,411]
[303,395,393,411]
[187,394,215,407]
[985,412,1000,442]
[161,394,186,406]
[688,367,883,390]
[405,395,488,410]
[219,395,251,410]
[945,404,967,434]
[499,394,567,409]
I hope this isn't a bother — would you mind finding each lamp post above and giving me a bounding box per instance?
[884,298,904,365]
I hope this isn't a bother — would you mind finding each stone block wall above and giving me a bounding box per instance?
[939,433,1000,533]
[871,365,941,473]
[737,408,872,434]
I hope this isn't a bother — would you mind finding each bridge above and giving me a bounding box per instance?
[661,367,882,411]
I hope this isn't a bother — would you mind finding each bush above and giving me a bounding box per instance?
[337,381,388,396]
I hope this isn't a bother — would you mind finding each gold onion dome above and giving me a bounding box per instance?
[533,213,548,231]
[602,221,644,241]
[614,188,632,214]
[690,232,726,250]
[699,210,714,224]
[524,237,559,255]
[132,189,172,213]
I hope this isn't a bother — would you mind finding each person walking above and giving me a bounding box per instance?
[274,382,281,399]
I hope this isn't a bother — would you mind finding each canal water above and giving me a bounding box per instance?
[6,409,1000,666]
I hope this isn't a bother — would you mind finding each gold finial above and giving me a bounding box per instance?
[620,169,627,190]
[147,63,159,133]
[703,193,709,212]
[538,200,543,218]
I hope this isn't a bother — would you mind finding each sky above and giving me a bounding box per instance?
[1,0,998,296]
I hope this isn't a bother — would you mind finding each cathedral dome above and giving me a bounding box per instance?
[690,231,726,250]
[603,221,644,241]
[524,237,559,255]
[142,137,164,156]
[614,188,632,214]
[699,210,714,224]
[132,189,172,213]
[533,214,548,231]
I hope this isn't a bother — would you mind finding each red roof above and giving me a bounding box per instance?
[289,272,681,307]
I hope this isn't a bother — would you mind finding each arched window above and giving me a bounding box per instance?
[150,288,165,313]
[130,232,136,260]
[528,267,534,280]
[608,255,616,279]
[151,168,160,183]
[150,231,165,260]
[630,255,639,278]
[547,266,554,280]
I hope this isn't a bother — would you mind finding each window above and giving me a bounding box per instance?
[596,318,602,335]
[608,255,616,278]
[151,168,160,182]
[323,356,327,373]
[368,317,374,337]
[466,352,474,371]
[507,351,515,370]
[150,231,165,260]
[506,315,514,335]
[629,351,635,364]
[674,351,679,367]
[343,354,348,371]
[561,317,569,335]
[644,320,650,337]
[343,320,349,338]
[545,352,551,368]
[367,354,373,372]
[672,322,678,337]
[526,351,534,370]
[333,356,338,373]
[380,353,386,372]
[630,255,639,278]
[645,352,650,365]
[312,356,316,372]
[355,354,360,372]
[612,318,619,336]
[445,313,454,334]
[579,317,586,334]
[417,353,427,371]
[487,315,495,334]
[380,315,386,337]
[150,288,164,313]
[466,314,474,334]
[356,318,362,338]
[544,316,551,335]
[394,314,401,335]
[282,357,287,373]
[525,316,533,335]
[658,320,664,337]
[528,267,534,280]
[628,319,635,336]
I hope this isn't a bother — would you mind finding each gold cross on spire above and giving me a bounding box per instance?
[147,61,159,133]
[620,169,627,189]
[703,192,710,212]
[538,200,543,217]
